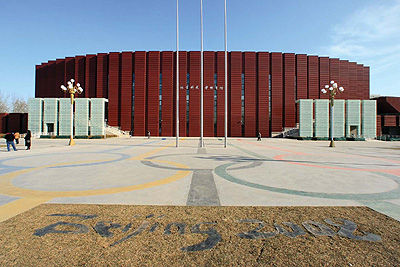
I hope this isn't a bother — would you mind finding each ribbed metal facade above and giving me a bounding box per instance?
[35,51,370,137]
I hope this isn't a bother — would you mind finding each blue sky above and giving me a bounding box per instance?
[0,0,399,99]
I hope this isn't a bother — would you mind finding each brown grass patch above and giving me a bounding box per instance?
[0,204,399,266]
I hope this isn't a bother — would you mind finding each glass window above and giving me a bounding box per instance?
[241,73,245,135]
[214,73,218,135]
[132,73,135,131]
[186,73,190,95]
[159,73,162,135]
[269,74,272,126]
[186,73,190,131]
[159,73,162,95]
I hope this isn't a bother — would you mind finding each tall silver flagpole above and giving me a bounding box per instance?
[200,0,204,147]
[224,0,228,148]
[176,0,179,147]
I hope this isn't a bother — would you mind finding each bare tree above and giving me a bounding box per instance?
[12,97,28,113]
[0,91,10,113]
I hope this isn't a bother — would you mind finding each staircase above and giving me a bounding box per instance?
[273,127,299,138]
[105,125,131,138]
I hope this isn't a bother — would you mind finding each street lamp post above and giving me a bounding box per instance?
[61,79,83,146]
[321,80,344,147]
[200,0,204,148]
[176,0,179,148]
[224,0,227,148]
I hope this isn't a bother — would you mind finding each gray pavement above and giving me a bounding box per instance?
[0,137,399,222]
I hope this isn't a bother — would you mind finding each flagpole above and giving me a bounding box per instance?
[200,0,204,148]
[176,0,179,147]
[224,0,228,148]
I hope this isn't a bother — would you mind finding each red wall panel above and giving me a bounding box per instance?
[134,51,146,136]
[338,60,349,100]
[178,52,187,137]
[39,64,46,97]
[6,114,20,133]
[147,51,160,136]
[189,51,201,137]
[230,52,242,137]
[296,54,307,100]
[296,54,307,123]
[42,63,49,97]
[74,56,85,98]
[384,115,397,127]
[21,113,28,133]
[0,113,8,133]
[319,57,329,99]
[161,51,174,136]
[284,53,296,128]
[65,57,75,98]
[329,58,340,99]
[330,58,340,80]
[96,53,108,98]
[271,52,283,133]
[35,65,40,97]
[203,51,215,137]
[257,52,269,137]
[363,66,370,100]
[47,61,56,98]
[120,52,133,131]
[377,115,382,136]
[356,64,364,100]
[108,52,120,126]
[85,54,97,98]
[307,56,319,100]
[244,52,257,136]
[55,59,65,98]
[216,52,226,137]
[41,63,48,97]
[348,62,357,100]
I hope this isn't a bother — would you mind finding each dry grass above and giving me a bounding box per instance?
[0,204,399,266]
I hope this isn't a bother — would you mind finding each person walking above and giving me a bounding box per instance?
[147,130,151,139]
[257,132,262,141]
[4,132,17,151]
[24,130,31,150]
[14,132,20,144]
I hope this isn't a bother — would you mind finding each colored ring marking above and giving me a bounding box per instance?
[0,141,191,222]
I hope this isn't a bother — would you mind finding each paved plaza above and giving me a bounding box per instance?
[1,137,400,265]
[0,137,399,222]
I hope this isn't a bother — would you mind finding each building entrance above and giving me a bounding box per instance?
[350,126,358,137]
[46,123,54,135]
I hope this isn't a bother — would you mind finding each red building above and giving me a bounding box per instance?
[0,113,28,134]
[375,96,400,137]
[35,51,370,137]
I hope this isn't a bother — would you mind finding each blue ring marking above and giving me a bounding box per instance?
[214,145,400,201]
[0,139,163,174]
[215,163,400,200]
[0,194,20,205]
[47,152,129,169]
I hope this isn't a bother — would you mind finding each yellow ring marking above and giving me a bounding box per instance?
[0,141,190,222]
[129,142,176,160]
[0,197,52,223]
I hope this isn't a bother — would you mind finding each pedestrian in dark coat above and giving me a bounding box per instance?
[147,130,151,139]
[4,133,17,151]
[24,130,31,150]
[257,132,262,141]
